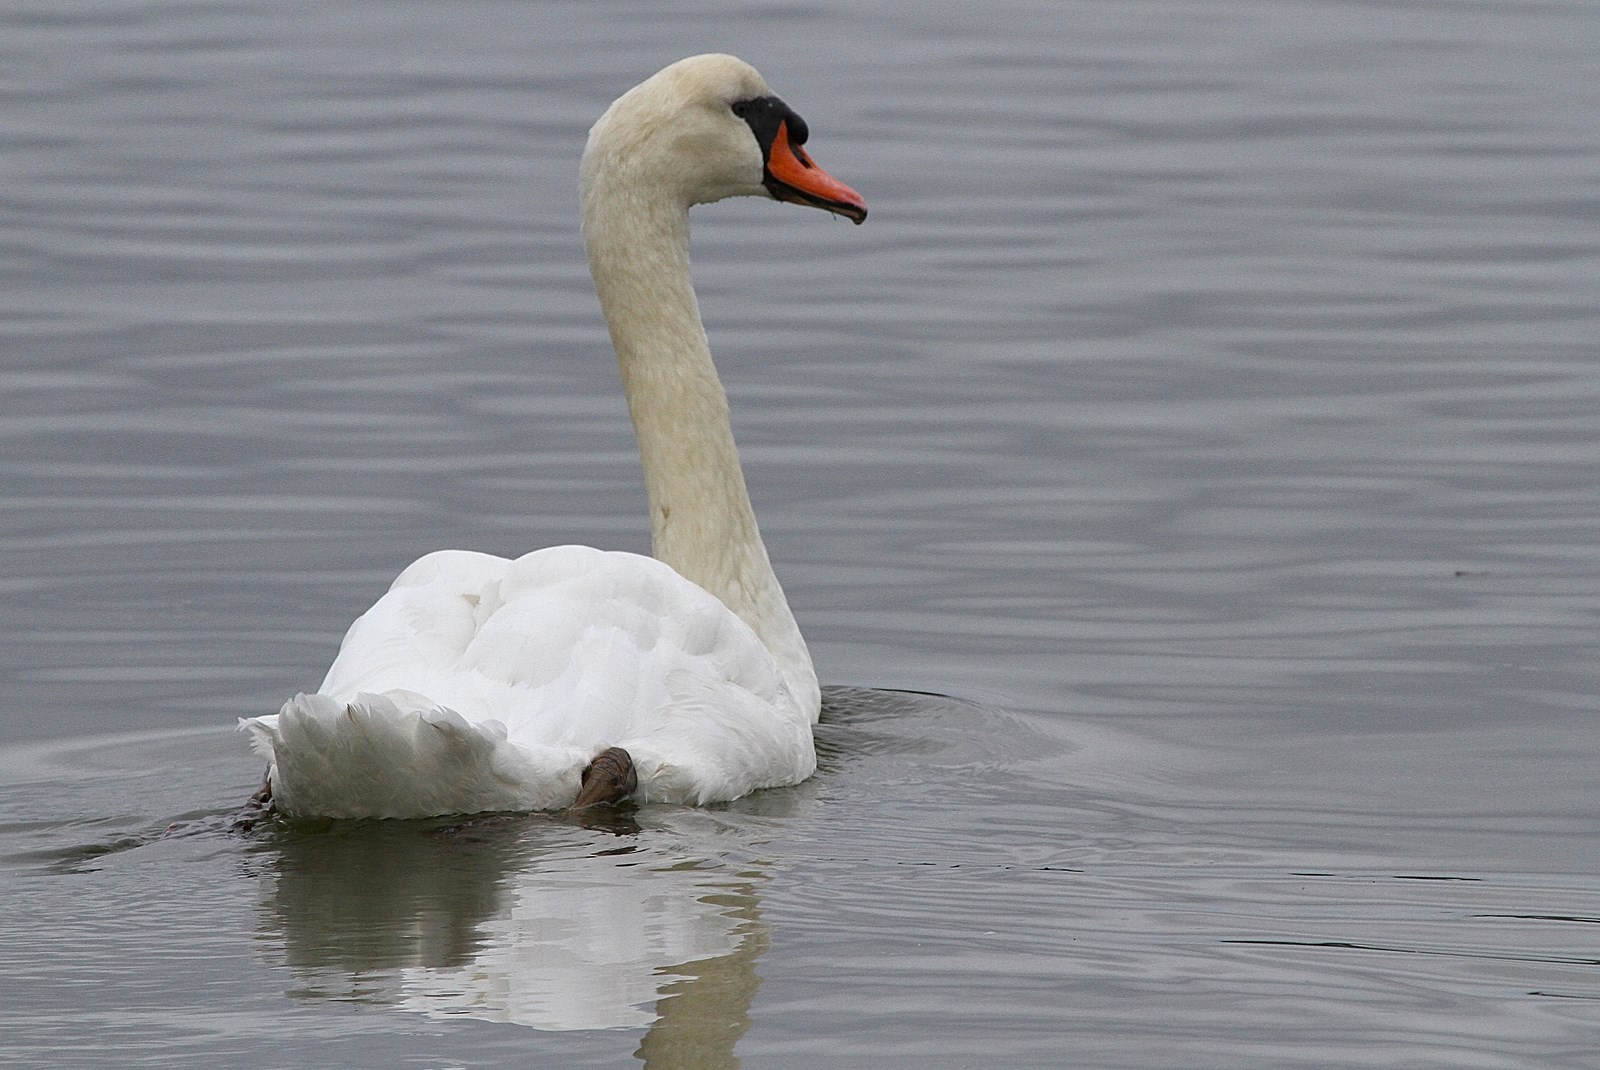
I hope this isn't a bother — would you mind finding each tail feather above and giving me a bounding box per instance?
[240,692,585,819]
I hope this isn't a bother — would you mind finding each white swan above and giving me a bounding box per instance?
[240,54,866,819]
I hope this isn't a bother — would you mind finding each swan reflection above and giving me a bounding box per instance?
[251,809,770,1054]
[249,689,894,1058]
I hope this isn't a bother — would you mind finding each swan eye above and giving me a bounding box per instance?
[730,95,809,146]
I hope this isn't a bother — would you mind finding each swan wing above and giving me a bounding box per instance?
[243,691,586,818]
[244,545,811,816]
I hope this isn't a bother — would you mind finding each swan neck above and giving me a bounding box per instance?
[582,183,818,710]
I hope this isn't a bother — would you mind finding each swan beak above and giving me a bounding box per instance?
[763,120,867,224]
[570,746,638,809]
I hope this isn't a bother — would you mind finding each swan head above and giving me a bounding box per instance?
[582,53,866,224]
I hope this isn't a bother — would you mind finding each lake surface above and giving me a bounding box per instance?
[3,0,1599,1066]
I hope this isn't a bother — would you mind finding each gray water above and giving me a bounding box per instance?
[3,1,1599,1066]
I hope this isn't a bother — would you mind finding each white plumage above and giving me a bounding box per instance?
[240,54,866,818]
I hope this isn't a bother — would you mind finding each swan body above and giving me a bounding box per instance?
[241,54,865,819]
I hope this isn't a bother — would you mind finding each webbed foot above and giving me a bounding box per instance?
[569,747,637,810]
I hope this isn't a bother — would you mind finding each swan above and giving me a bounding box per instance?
[239,54,866,820]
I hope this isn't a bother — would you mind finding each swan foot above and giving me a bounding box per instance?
[233,770,276,832]
[249,770,274,808]
[568,747,637,811]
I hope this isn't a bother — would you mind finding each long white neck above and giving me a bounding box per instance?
[581,168,819,714]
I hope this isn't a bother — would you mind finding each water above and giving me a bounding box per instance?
[3,0,1599,1065]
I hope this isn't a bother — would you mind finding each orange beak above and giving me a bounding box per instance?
[764,120,867,224]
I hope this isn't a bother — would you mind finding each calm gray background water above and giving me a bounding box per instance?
[3,1,1599,1066]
